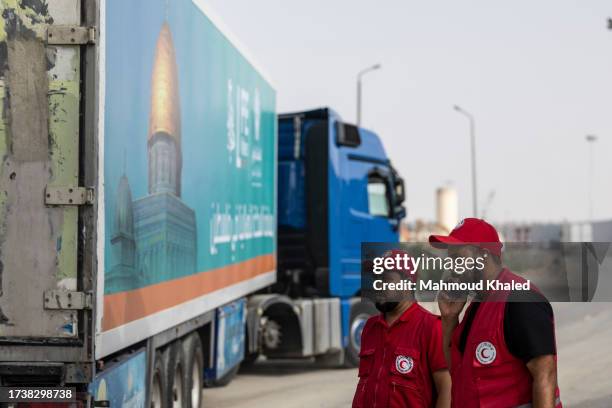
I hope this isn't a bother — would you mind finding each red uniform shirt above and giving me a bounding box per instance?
[352,302,447,408]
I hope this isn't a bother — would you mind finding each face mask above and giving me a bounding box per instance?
[375,301,400,313]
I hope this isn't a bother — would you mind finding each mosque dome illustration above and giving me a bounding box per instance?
[109,21,197,293]
[132,21,197,285]
[148,22,182,197]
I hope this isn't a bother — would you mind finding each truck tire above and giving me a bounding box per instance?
[150,352,167,408]
[181,333,204,408]
[345,300,378,367]
[165,342,186,408]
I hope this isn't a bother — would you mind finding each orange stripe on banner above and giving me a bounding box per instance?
[103,254,275,331]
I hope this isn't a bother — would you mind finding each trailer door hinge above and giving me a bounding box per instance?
[47,25,96,45]
[44,291,93,310]
[45,186,95,206]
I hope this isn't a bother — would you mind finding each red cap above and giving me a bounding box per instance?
[429,218,502,257]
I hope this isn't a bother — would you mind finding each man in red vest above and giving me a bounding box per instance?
[430,218,562,408]
[352,250,451,408]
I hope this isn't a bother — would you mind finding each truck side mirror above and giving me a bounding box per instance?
[394,177,405,205]
[394,205,406,221]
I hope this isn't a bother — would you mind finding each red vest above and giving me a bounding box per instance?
[451,269,562,408]
[353,303,445,408]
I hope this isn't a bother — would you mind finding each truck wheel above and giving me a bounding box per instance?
[181,333,204,408]
[150,352,167,408]
[345,300,377,367]
[165,343,185,408]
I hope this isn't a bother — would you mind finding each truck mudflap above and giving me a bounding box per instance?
[208,298,246,382]
[89,350,147,407]
[0,0,98,379]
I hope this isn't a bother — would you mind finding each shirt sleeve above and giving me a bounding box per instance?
[427,316,448,372]
[504,291,556,362]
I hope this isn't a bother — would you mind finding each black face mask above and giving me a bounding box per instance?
[375,301,400,313]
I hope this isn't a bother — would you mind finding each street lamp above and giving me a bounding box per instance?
[356,63,381,126]
[453,105,478,218]
[586,134,598,222]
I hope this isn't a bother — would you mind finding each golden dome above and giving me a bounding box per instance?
[149,22,181,142]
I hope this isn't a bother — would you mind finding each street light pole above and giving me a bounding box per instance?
[586,134,598,222]
[356,63,381,126]
[453,105,478,218]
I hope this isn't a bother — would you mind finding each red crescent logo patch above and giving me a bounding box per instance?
[475,341,496,365]
[395,355,414,374]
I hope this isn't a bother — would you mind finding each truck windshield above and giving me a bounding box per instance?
[367,179,390,217]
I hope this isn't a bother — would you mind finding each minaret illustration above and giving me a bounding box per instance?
[109,23,197,292]
[108,174,142,292]
[132,22,197,285]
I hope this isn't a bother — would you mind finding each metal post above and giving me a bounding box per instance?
[357,78,362,126]
[454,105,478,217]
[586,134,597,222]
[356,64,381,126]
[470,115,478,218]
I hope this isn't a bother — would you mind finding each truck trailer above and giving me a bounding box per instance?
[0,0,405,406]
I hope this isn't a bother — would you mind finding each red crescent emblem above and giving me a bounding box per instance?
[475,341,496,365]
[396,355,413,373]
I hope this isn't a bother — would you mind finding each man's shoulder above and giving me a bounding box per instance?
[505,290,554,320]
[360,314,382,347]
[414,303,442,329]
[364,314,382,329]
[507,288,549,302]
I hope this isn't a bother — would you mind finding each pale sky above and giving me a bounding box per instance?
[204,0,612,225]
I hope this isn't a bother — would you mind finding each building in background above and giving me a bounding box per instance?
[498,220,612,243]
[436,186,458,233]
[403,185,458,242]
[498,223,563,242]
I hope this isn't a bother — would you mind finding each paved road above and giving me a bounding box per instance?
[203,360,357,408]
[203,303,612,408]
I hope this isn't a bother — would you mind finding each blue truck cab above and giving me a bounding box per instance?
[247,107,405,366]
[277,107,405,297]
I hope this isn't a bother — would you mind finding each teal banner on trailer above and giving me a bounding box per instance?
[104,0,276,299]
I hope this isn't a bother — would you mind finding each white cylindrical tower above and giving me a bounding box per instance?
[436,186,458,233]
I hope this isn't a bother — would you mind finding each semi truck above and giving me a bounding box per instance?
[0,0,405,406]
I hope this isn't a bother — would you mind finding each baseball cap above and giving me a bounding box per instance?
[429,218,503,257]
